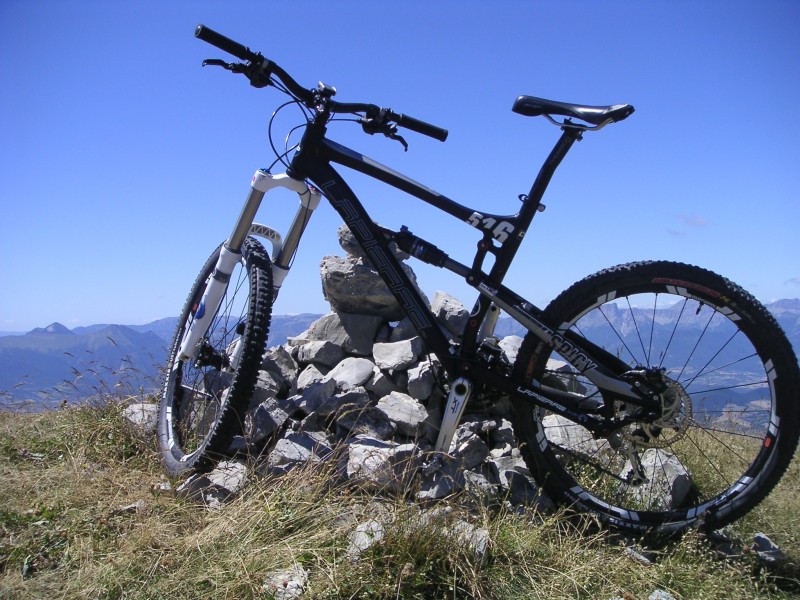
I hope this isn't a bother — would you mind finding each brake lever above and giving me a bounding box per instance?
[359,117,409,151]
[202,58,234,69]
[388,130,409,152]
[202,58,269,88]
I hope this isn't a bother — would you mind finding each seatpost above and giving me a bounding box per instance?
[518,127,583,226]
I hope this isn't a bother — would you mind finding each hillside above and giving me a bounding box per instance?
[0,314,322,411]
[0,402,798,598]
[0,324,166,410]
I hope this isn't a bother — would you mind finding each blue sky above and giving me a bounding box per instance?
[1,1,799,332]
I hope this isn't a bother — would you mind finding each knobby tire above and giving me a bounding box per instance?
[511,260,800,534]
[158,237,273,476]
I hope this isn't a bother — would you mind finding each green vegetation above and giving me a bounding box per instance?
[1,401,798,599]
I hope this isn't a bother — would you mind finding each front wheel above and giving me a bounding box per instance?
[158,237,273,476]
[511,261,799,534]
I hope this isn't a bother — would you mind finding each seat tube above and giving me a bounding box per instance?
[519,127,582,225]
[477,128,583,297]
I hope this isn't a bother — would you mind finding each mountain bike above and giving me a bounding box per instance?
[158,25,800,534]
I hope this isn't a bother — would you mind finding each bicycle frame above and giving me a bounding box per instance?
[183,118,658,452]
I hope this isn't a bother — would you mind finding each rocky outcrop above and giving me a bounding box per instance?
[207,224,551,509]
[319,224,427,320]
[249,303,546,508]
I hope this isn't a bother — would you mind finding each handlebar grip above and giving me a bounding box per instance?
[195,24,260,63]
[395,113,448,142]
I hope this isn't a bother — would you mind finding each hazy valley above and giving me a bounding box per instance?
[1,299,798,411]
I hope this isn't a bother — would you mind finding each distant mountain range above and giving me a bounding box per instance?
[0,314,322,410]
[1,300,798,411]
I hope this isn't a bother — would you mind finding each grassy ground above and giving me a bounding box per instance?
[1,401,798,599]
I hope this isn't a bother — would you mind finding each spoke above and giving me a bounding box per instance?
[625,297,649,366]
[547,439,630,484]
[543,368,601,399]
[676,303,717,382]
[658,296,688,370]
[681,352,760,383]
[598,306,639,365]
[683,325,746,389]
[686,421,755,467]
[685,378,768,395]
[687,422,766,442]
[211,265,248,351]
[699,407,771,416]
[650,449,670,499]
[680,429,734,492]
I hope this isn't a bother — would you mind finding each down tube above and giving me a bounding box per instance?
[304,161,456,370]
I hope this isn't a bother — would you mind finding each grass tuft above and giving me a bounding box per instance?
[1,401,798,599]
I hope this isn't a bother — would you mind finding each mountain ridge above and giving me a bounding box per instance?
[2,300,798,411]
[0,314,324,410]
[27,322,75,336]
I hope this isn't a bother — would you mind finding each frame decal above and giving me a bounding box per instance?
[467,211,516,242]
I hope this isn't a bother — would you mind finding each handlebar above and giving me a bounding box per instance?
[395,112,448,142]
[195,24,260,62]
[194,24,448,143]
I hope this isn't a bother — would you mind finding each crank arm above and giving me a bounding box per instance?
[434,377,472,452]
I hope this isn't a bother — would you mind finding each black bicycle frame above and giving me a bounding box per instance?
[287,121,654,434]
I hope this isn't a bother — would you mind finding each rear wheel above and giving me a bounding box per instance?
[511,261,800,533]
[158,237,272,476]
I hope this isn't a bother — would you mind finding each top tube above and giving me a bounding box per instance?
[318,138,510,225]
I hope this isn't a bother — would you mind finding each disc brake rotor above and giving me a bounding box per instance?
[622,378,692,449]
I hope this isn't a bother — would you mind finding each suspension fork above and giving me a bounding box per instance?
[176,170,321,363]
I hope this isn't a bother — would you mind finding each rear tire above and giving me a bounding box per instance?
[511,261,800,533]
[158,237,272,476]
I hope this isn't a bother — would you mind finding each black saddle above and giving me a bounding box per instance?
[512,96,634,127]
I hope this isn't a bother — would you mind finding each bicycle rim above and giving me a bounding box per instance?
[512,261,799,532]
[159,238,272,474]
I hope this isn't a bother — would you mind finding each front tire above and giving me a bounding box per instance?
[158,237,273,476]
[511,261,800,533]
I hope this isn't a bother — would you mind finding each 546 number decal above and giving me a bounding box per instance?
[467,212,515,243]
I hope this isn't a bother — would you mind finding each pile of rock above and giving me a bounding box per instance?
[235,224,544,507]
[242,311,542,505]
[119,223,543,512]
[157,225,544,584]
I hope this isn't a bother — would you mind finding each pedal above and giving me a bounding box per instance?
[421,452,446,476]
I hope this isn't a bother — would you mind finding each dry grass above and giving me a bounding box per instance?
[1,401,798,599]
